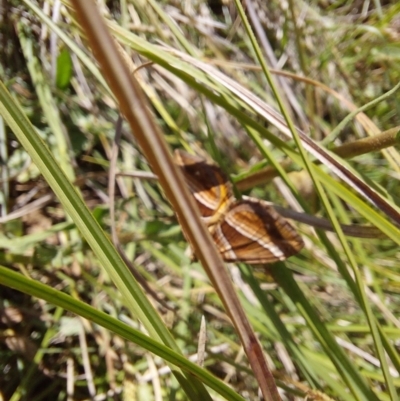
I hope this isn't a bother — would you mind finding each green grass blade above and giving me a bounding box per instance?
[0,265,246,401]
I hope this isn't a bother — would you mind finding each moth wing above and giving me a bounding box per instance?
[212,199,304,264]
[174,149,234,224]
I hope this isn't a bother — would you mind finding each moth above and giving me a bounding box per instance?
[174,150,304,264]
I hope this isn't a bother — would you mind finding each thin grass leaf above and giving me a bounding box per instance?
[0,265,246,401]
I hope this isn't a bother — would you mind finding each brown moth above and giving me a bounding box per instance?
[174,150,304,264]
